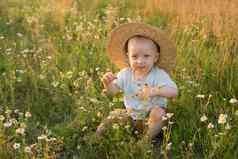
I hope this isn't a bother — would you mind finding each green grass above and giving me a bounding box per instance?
[0,0,238,159]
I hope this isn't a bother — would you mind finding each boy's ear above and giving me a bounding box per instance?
[154,52,159,63]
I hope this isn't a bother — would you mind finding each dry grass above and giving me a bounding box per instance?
[144,0,238,40]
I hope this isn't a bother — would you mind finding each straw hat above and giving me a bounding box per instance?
[106,23,176,73]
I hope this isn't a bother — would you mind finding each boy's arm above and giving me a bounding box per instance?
[136,85,178,99]
[104,83,120,96]
[101,72,121,96]
[150,85,178,98]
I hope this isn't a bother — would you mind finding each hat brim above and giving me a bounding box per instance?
[106,23,176,73]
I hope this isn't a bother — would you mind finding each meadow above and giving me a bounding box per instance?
[0,0,238,158]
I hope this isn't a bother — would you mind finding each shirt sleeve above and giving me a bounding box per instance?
[158,69,177,89]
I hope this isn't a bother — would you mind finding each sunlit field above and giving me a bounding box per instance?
[0,0,238,158]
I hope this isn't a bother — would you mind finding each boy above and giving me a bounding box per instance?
[97,23,178,141]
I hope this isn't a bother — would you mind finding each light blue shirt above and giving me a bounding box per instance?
[113,66,177,120]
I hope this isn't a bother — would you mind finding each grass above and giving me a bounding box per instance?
[0,0,238,158]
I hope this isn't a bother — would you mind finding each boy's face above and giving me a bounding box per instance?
[127,37,159,75]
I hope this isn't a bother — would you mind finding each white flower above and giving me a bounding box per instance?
[82,126,88,132]
[16,128,25,135]
[196,94,205,98]
[0,115,5,121]
[3,121,12,128]
[39,74,45,79]
[14,109,20,114]
[51,81,59,87]
[112,123,119,129]
[37,134,47,140]
[168,121,175,125]
[166,142,172,150]
[229,98,238,104]
[225,123,231,130]
[235,110,238,116]
[207,123,214,129]
[25,112,32,118]
[162,126,167,131]
[5,109,12,115]
[218,114,227,124]
[166,113,174,119]
[0,36,4,39]
[13,143,21,149]
[162,115,168,121]
[24,146,31,153]
[200,114,208,122]
[97,112,102,117]
[16,33,23,37]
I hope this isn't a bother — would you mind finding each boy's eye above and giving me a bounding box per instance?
[144,55,150,58]
[131,55,137,58]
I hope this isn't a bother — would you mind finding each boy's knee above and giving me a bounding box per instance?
[149,107,166,123]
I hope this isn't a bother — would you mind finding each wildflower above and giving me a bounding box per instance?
[47,56,52,60]
[166,113,174,119]
[225,123,231,130]
[0,36,4,39]
[16,33,23,37]
[0,115,5,121]
[51,81,59,87]
[207,122,214,129]
[77,145,81,150]
[25,112,32,118]
[82,126,88,132]
[16,69,25,74]
[48,137,57,142]
[5,109,12,115]
[168,121,175,125]
[37,134,47,140]
[13,143,21,149]
[235,110,238,116]
[162,126,167,131]
[39,74,45,79]
[66,71,73,79]
[125,124,131,129]
[218,132,225,136]
[97,112,102,118]
[20,122,27,128]
[229,98,238,104]
[14,109,20,114]
[16,128,25,135]
[3,121,12,128]
[200,114,208,122]
[196,94,205,98]
[188,143,193,147]
[218,114,227,124]
[166,142,172,150]
[24,146,31,153]
[112,123,119,129]
[10,118,18,125]
[162,115,168,121]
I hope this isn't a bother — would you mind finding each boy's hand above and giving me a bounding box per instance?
[136,84,156,99]
[101,72,117,89]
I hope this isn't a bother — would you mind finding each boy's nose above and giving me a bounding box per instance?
[136,58,144,64]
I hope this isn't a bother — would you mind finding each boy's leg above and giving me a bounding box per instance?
[146,106,166,140]
[96,108,131,137]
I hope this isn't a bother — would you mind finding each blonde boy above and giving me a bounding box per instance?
[97,23,178,140]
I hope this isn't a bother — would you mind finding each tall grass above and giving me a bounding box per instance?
[0,0,237,158]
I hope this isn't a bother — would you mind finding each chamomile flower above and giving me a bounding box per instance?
[218,114,227,124]
[200,114,208,122]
